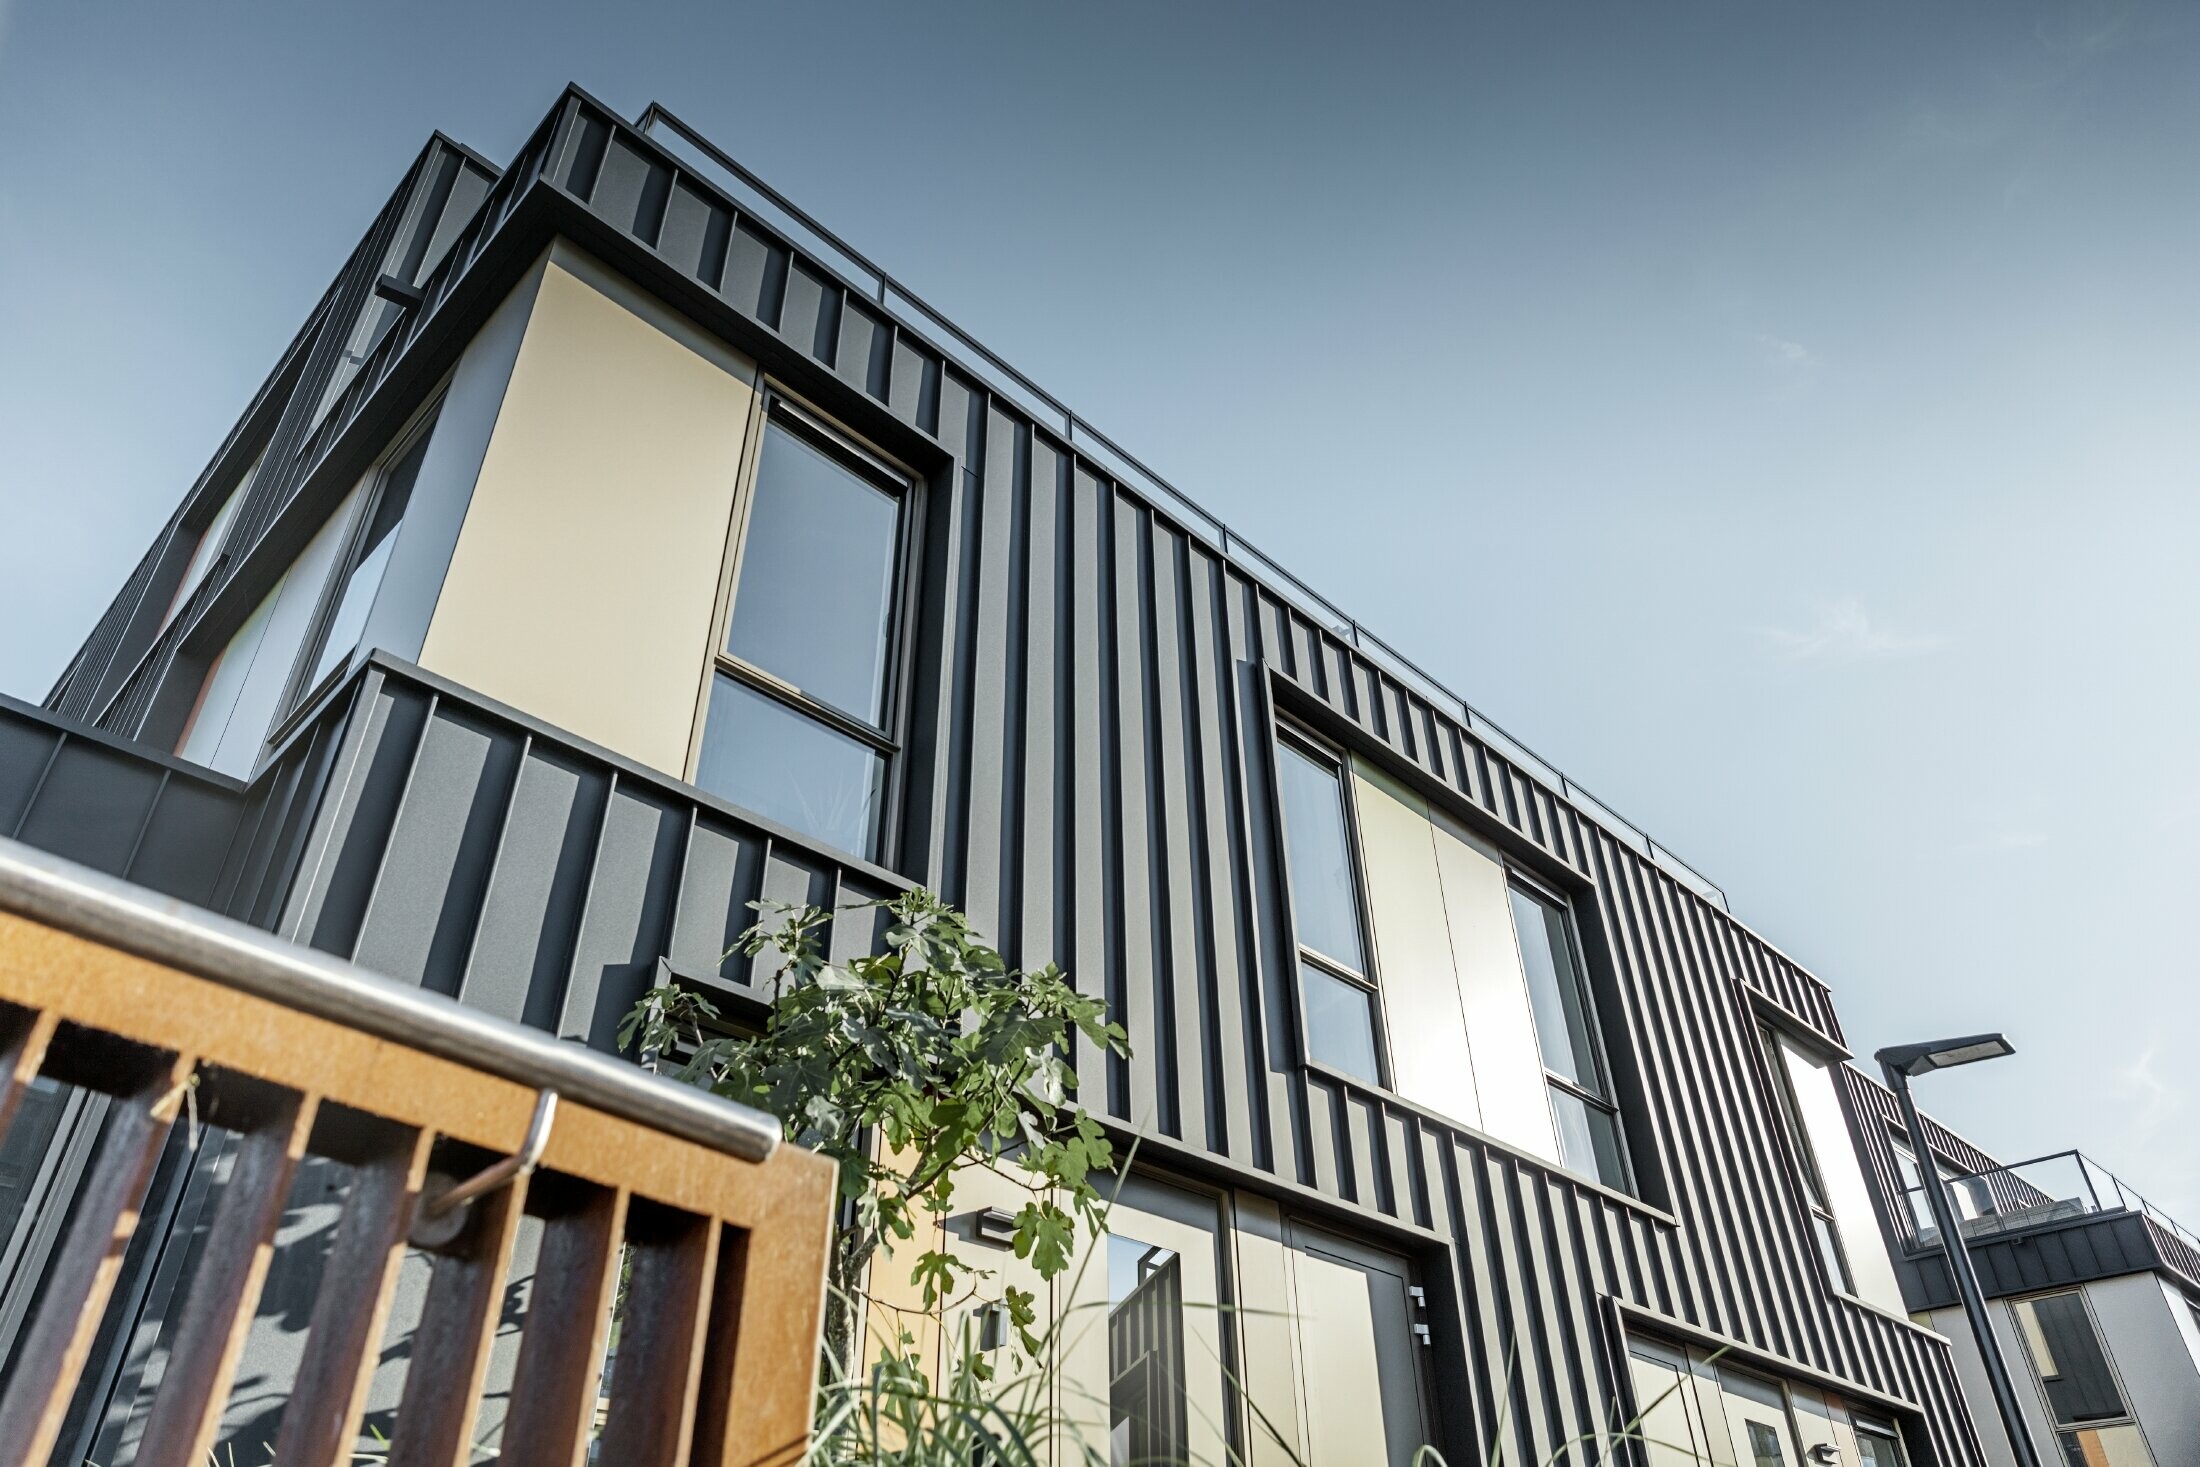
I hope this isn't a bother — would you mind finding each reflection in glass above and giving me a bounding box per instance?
[1301,961,1381,1083]
[1510,885,1596,1088]
[1745,1421,1787,1467]
[696,675,884,856]
[725,425,901,722]
[1551,1088,1628,1189]
[1275,742,1366,972]
[2014,1292,2132,1429]
[1855,1424,1909,1467]
[2057,1424,2152,1467]
[1108,1233,1186,1467]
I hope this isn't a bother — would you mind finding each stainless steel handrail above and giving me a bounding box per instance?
[0,837,781,1163]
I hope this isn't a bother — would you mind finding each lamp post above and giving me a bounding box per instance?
[1876,1033,2040,1467]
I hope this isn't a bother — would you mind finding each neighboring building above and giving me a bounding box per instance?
[3,84,1999,1464]
[1841,1073,2200,1467]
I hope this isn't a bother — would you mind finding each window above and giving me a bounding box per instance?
[693,405,909,858]
[1892,1133,1997,1244]
[1510,882,1629,1190]
[158,451,259,635]
[1273,735,1382,1085]
[1759,1022,1856,1293]
[295,413,436,703]
[1854,1417,1909,1467]
[2010,1291,2155,1467]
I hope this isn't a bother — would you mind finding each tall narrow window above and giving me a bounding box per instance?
[1274,735,1382,1084]
[297,415,435,700]
[1510,882,1628,1189]
[694,408,907,858]
[1853,1418,1910,1467]
[2010,1291,2154,1467]
[1759,1022,1855,1293]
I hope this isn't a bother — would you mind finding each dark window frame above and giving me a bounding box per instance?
[691,390,923,864]
[1269,723,1391,1090]
[2009,1287,2140,1442]
[1507,867,1634,1193]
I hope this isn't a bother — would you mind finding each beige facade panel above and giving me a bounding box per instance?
[1350,762,1482,1129]
[420,241,758,775]
[1433,807,1561,1165]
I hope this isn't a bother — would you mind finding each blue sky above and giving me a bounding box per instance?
[2,2,2195,1218]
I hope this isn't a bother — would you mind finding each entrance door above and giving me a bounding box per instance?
[1625,1339,1718,1467]
[1057,1173,1232,1466]
[1718,1366,1803,1467]
[1283,1223,1432,1467]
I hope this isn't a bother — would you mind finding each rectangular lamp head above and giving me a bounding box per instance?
[1877,1033,2015,1078]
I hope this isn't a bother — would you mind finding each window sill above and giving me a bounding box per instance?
[1299,1060,1679,1229]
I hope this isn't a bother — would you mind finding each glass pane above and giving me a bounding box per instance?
[2016,1293,2128,1425]
[1275,742,1366,972]
[726,424,901,723]
[1510,886,1599,1092]
[1301,962,1381,1083]
[2058,1425,2152,1467]
[309,530,395,689]
[1108,1233,1187,1467]
[1856,1426,1908,1467]
[1746,1421,1788,1467]
[696,675,885,856]
[1811,1210,1854,1294]
[1550,1087,1628,1189]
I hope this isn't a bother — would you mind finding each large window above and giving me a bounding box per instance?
[2010,1291,2155,1467]
[1273,735,1383,1085]
[1509,881,1628,1190]
[1758,1022,1856,1294]
[693,404,909,859]
[1890,1133,1996,1243]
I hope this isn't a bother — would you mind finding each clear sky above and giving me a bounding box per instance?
[2,2,2194,1218]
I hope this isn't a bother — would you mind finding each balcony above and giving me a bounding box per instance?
[1902,1149,2200,1301]
[0,834,833,1466]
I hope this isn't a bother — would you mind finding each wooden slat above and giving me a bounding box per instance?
[0,1005,59,1137]
[692,1196,833,1467]
[273,1126,435,1467]
[385,1168,532,1467]
[0,1050,192,1466]
[136,1089,320,1467]
[600,1207,722,1466]
[499,1185,629,1467]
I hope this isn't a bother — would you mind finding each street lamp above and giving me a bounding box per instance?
[1876,1033,2039,1467]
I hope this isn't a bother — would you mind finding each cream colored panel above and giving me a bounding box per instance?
[1231,1193,1305,1467]
[419,242,757,774]
[1433,808,1560,1163]
[1285,1226,1429,1467]
[1350,761,1481,1127]
[1717,1368,1799,1467]
[1057,1175,1229,1467]
[1626,1345,1713,1467]
[1776,1038,1906,1315]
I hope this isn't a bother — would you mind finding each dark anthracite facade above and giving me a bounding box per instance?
[6,85,2005,1465]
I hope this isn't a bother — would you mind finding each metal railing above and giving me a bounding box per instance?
[0,836,834,1467]
[1904,1149,2200,1257]
[634,100,1732,917]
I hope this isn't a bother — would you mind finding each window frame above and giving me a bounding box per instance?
[1507,866,1634,1192]
[687,389,923,864]
[1269,723,1391,1090]
[1756,1018,1857,1296]
[2008,1287,2148,1455]
[273,391,447,731]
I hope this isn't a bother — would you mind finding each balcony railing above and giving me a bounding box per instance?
[0,836,833,1467]
[1904,1149,2200,1259]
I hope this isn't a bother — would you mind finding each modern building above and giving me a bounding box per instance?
[1840,1072,2200,1467]
[1,83,2013,1464]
